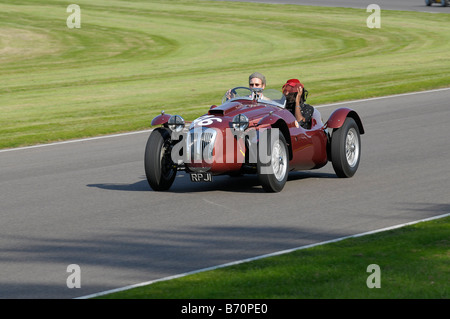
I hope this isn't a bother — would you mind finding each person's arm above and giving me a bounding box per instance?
[294,87,306,123]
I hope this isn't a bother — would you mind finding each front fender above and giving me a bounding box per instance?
[257,112,282,127]
[326,107,365,134]
[151,112,171,126]
[256,113,292,160]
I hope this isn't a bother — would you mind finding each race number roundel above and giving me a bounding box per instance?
[194,115,222,126]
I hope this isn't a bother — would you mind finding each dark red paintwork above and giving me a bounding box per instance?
[151,112,171,126]
[194,98,327,174]
[153,96,363,176]
[327,107,365,134]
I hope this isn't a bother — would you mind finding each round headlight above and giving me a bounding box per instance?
[168,115,185,132]
[232,114,249,132]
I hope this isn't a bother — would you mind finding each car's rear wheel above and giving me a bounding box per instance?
[144,128,177,191]
[257,129,289,192]
[425,0,432,6]
[331,117,361,178]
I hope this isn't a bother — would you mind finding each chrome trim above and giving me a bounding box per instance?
[187,127,217,164]
[345,127,359,167]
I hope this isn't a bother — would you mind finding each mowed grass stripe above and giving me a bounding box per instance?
[0,0,449,148]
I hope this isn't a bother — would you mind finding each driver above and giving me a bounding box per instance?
[226,72,268,101]
[249,72,270,100]
[282,79,314,129]
[248,72,266,90]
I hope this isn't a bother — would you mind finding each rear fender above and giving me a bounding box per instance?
[326,107,365,134]
[151,111,171,126]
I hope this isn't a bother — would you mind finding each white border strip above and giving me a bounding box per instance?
[315,87,450,108]
[1,87,449,154]
[76,212,450,299]
[0,129,153,153]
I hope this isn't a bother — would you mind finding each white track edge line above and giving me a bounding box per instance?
[315,87,450,108]
[2,87,449,154]
[0,130,153,153]
[75,212,450,299]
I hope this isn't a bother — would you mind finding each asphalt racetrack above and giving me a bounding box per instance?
[1,88,449,298]
[222,0,450,13]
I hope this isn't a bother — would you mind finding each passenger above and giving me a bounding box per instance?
[282,79,314,129]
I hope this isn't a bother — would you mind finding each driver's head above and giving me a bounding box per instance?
[282,78,307,103]
[249,72,266,89]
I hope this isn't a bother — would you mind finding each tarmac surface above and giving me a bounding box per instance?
[1,88,449,298]
[219,0,450,13]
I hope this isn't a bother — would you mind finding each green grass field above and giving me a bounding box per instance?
[1,0,449,149]
[97,216,449,299]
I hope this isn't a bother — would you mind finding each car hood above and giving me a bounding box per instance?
[189,100,280,130]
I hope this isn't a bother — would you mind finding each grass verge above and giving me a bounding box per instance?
[96,216,449,299]
[1,0,449,149]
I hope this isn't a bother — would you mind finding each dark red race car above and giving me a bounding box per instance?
[145,87,364,192]
[425,0,448,6]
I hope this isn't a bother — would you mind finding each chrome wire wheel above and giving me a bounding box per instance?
[257,130,289,192]
[331,117,361,178]
[345,128,360,168]
[271,140,287,181]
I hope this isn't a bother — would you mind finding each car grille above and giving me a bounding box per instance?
[187,127,217,163]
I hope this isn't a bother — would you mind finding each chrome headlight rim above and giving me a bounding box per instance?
[168,115,185,133]
[232,114,249,132]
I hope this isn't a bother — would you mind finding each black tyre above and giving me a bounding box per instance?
[331,117,361,178]
[144,128,177,191]
[257,129,289,192]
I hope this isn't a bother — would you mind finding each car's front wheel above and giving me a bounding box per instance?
[144,128,177,191]
[257,129,289,192]
[331,117,361,178]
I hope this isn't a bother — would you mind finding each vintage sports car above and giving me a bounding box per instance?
[425,0,448,6]
[145,87,364,192]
